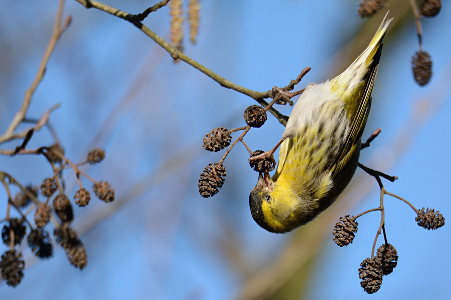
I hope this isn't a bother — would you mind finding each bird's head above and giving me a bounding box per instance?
[249,171,320,233]
[249,172,281,233]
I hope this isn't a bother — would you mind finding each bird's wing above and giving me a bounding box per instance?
[331,58,378,176]
[330,13,391,176]
[273,136,292,180]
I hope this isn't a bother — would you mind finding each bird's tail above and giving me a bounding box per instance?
[354,11,393,74]
[334,11,392,97]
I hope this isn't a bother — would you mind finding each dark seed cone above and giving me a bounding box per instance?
[93,181,115,203]
[359,257,383,294]
[202,127,232,152]
[54,226,79,246]
[412,51,432,86]
[87,148,105,165]
[376,243,398,275]
[27,229,53,259]
[65,242,88,270]
[421,0,441,17]
[358,0,386,18]
[249,150,275,173]
[46,143,65,163]
[54,226,87,269]
[244,105,267,128]
[416,207,445,230]
[41,177,57,197]
[2,218,26,246]
[74,188,91,207]
[0,250,25,287]
[198,163,226,198]
[332,215,358,247]
[13,185,38,208]
[53,194,74,223]
[34,202,52,228]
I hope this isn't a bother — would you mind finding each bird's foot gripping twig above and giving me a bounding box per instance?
[269,67,311,106]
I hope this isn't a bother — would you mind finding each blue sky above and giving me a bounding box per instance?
[0,0,450,299]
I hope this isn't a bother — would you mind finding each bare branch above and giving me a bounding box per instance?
[73,0,289,125]
[0,104,61,151]
[358,163,398,188]
[1,0,67,143]
[361,128,382,150]
[128,0,170,22]
[409,0,423,49]
[370,188,386,258]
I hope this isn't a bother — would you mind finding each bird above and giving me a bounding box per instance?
[249,13,393,233]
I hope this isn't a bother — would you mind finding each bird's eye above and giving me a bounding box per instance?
[264,195,271,202]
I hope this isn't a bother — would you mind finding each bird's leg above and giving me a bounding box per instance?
[249,138,285,162]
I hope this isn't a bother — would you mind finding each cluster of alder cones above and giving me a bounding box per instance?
[333,207,444,294]
[198,105,274,198]
[0,148,114,287]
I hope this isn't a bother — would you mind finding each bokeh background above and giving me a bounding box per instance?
[1,0,450,299]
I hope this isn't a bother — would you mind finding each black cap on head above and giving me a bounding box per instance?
[249,186,273,232]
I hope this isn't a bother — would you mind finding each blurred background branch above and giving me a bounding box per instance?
[0,0,69,145]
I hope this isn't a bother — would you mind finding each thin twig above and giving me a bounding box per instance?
[0,104,61,148]
[0,175,13,220]
[47,147,94,186]
[264,94,284,112]
[219,126,251,164]
[23,203,36,218]
[267,67,311,106]
[230,126,247,133]
[127,0,170,22]
[371,188,386,258]
[0,173,33,228]
[0,172,40,205]
[283,67,311,91]
[13,129,34,154]
[1,0,67,143]
[74,0,289,125]
[358,163,398,188]
[355,207,381,219]
[0,104,61,155]
[0,148,41,156]
[409,0,423,50]
[49,162,65,195]
[23,116,61,145]
[384,190,418,213]
[382,225,388,245]
[248,138,285,163]
[240,139,253,155]
[360,128,381,150]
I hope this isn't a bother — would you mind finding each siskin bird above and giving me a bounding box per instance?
[249,13,393,233]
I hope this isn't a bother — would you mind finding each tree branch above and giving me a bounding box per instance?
[1,0,69,143]
[74,0,289,125]
[0,104,61,150]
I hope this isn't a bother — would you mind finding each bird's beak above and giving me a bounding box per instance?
[256,173,266,188]
[257,172,274,190]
